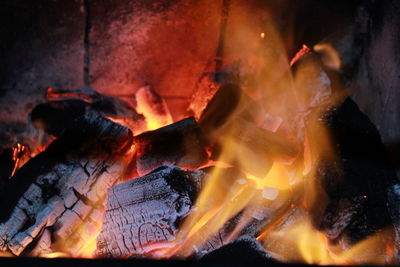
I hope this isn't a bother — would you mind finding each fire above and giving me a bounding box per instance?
[1,3,394,264]
[261,218,394,265]
[135,86,173,131]
[10,143,28,178]
[42,252,70,259]
[142,16,394,265]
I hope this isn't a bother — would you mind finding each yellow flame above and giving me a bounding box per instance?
[0,251,14,257]
[77,237,98,258]
[42,252,70,258]
[263,218,393,265]
[135,86,173,131]
[247,163,295,191]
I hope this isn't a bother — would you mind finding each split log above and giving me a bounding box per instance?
[96,165,205,258]
[133,117,209,177]
[0,113,133,256]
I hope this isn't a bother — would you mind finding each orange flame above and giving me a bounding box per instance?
[260,218,394,265]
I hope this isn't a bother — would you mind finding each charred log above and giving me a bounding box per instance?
[96,165,204,258]
[32,88,146,136]
[133,117,209,176]
[0,113,133,256]
[198,83,242,133]
[316,97,398,243]
[199,236,271,264]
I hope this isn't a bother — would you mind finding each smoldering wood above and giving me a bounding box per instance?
[262,206,309,262]
[314,98,398,243]
[319,196,365,240]
[199,236,271,264]
[95,165,205,258]
[0,121,50,181]
[0,113,133,256]
[206,119,298,178]
[188,73,220,120]
[32,88,146,136]
[170,167,303,258]
[133,117,209,176]
[231,119,298,164]
[198,83,242,134]
[198,82,297,178]
[193,183,304,259]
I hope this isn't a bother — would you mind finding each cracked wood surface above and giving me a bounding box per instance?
[0,113,132,256]
[96,165,203,258]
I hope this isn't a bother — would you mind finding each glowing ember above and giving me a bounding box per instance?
[0,3,395,264]
[290,44,311,67]
[10,143,28,178]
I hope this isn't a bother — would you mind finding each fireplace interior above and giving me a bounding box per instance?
[0,0,400,266]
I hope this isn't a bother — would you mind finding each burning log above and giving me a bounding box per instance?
[33,88,146,136]
[199,236,271,264]
[133,117,209,176]
[96,165,204,258]
[0,113,133,256]
[198,83,242,134]
[314,98,398,243]
[198,83,298,178]
[230,119,298,165]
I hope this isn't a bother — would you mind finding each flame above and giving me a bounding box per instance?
[155,18,313,259]
[39,214,102,259]
[77,237,98,258]
[261,218,394,265]
[149,11,393,265]
[135,86,173,131]
[42,252,70,259]
[0,251,14,257]
[3,4,392,262]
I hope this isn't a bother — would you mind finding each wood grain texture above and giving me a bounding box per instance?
[0,113,133,256]
[96,165,204,258]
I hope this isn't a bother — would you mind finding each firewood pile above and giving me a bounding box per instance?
[0,52,398,264]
